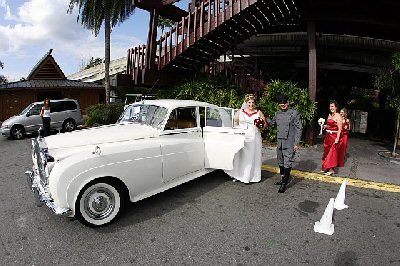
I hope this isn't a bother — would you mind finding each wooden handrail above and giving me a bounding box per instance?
[127,0,297,85]
[154,0,231,69]
[201,60,264,96]
[129,0,245,74]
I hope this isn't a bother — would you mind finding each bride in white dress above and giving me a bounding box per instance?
[225,94,267,183]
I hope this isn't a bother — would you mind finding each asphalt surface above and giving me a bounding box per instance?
[0,135,399,265]
[263,134,400,185]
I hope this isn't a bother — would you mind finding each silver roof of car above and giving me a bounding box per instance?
[30,98,78,105]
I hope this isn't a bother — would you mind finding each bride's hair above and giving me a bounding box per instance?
[242,94,256,109]
[245,94,255,102]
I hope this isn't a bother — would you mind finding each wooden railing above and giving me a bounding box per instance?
[156,0,260,69]
[127,0,299,84]
[127,45,147,84]
[201,60,265,96]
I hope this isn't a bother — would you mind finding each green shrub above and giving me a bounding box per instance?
[258,80,317,142]
[159,77,316,143]
[158,74,245,108]
[85,103,124,126]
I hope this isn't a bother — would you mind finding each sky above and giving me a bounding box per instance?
[0,0,189,82]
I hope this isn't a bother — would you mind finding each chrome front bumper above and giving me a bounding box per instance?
[1,127,10,137]
[25,170,72,216]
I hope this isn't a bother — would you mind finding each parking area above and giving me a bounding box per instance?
[0,136,399,265]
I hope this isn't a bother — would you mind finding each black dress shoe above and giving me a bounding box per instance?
[278,183,287,193]
[278,167,291,192]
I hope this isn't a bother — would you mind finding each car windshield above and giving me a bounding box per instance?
[119,104,168,129]
[20,104,34,115]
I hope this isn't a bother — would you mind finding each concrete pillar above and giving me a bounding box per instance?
[307,21,317,144]
[307,21,317,101]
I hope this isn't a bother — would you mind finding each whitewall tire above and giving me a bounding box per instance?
[76,182,122,227]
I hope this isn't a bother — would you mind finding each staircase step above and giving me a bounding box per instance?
[127,0,300,85]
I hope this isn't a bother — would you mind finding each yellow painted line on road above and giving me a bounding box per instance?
[262,164,400,193]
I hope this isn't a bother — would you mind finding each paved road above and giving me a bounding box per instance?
[0,136,399,265]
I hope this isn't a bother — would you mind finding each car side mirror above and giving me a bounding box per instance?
[26,111,31,117]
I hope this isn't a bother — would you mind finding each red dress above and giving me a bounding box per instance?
[322,118,342,170]
[338,120,349,167]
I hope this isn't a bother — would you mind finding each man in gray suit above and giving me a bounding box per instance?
[268,95,303,193]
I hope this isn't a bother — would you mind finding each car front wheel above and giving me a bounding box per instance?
[76,182,122,227]
[11,125,24,140]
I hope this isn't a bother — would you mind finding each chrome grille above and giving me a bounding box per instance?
[31,138,48,186]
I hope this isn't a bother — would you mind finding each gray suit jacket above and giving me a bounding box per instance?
[268,108,303,149]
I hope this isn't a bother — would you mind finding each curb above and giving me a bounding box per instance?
[378,151,400,165]
[262,164,400,193]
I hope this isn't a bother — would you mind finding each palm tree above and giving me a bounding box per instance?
[158,16,174,38]
[68,0,135,104]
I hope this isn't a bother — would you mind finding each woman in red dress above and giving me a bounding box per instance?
[321,100,343,176]
[338,108,350,167]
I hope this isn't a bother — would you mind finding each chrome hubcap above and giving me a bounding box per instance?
[84,187,115,220]
[14,128,23,139]
[65,122,74,131]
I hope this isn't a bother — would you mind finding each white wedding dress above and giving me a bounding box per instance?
[224,109,262,183]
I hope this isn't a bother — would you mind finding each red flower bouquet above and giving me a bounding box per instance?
[254,118,265,129]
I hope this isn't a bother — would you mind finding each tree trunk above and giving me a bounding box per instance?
[392,110,400,156]
[104,15,111,104]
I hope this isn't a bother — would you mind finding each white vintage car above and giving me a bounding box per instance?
[26,100,245,227]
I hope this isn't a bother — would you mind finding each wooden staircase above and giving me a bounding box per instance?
[199,58,265,96]
[127,0,300,86]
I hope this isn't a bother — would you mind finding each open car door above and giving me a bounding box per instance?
[203,107,245,170]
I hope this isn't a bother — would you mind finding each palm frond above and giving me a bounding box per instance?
[68,0,135,36]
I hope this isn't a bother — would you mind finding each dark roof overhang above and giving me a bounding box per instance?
[133,0,188,21]
[0,79,104,90]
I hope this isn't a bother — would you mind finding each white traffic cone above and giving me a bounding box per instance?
[314,198,335,235]
[334,180,349,210]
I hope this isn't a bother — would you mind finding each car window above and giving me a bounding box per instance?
[64,101,77,110]
[165,109,177,130]
[119,104,167,129]
[199,107,206,127]
[50,101,64,113]
[165,107,197,130]
[29,104,43,116]
[205,107,234,127]
[20,104,34,115]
